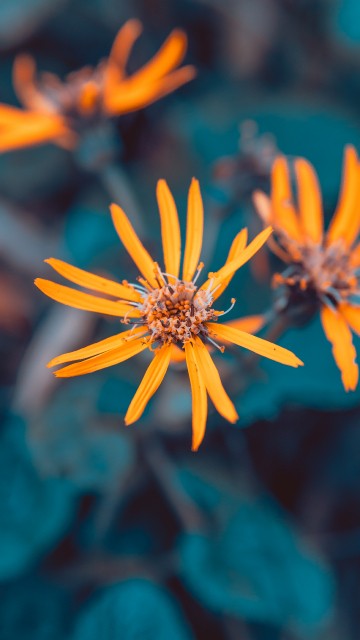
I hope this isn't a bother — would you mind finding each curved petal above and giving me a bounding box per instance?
[110,203,158,288]
[326,145,360,247]
[54,335,149,378]
[271,156,303,242]
[339,303,360,336]
[108,19,143,74]
[0,113,71,152]
[206,322,303,367]
[13,55,55,112]
[294,158,323,244]
[320,305,358,391]
[224,314,265,334]
[184,341,208,451]
[192,336,238,423]
[45,258,141,302]
[47,326,148,368]
[156,179,181,280]
[35,279,141,317]
[182,178,204,282]
[125,344,172,424]
[124,29,188,86]
[253,191,272,225]
[200,226,272,295]
[211,228,248,301]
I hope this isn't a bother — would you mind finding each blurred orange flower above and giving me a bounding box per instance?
[0,20,196,153]
[35,180,302,450]
[254,145,360,391]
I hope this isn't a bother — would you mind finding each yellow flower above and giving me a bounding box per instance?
[254,145,360,391]
[35,179,302,450]
[0,20,195,153]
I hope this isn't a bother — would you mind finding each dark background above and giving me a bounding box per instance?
[1,0,360,638]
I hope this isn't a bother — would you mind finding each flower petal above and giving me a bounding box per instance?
[108,19,143,74]
[45,258,142,302]
[156,179,181,280]
[124,29,188,86]
[13,55,54,112]
[104,66,196,115]
[200,226,272,295]
[326,145,360,247]
[211,228,248,300]
[182,178,204,281]
[271,156,303,242]
[47,327,148,368]
[192,336,238,423]
[0,113,71,152]
[170,344,186,363]
[184,341,208,451]
[320,305,358,391]
[253,191,272,225]
[125,344,172,424]
[110,203,158,288]
[35,279,140,317]
[54,336,149,378]
[225,314,265,334]
[206,322,303,367]
[294,158,323,244]
[339,303,360,336]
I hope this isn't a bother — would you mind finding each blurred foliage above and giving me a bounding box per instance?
[1,0,360,638]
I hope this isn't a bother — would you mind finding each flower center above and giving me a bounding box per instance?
[274,241,358,305]
[140,280,217,346]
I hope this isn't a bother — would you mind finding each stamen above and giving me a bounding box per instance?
[217,298,236,316]
[206,335,225,353]
[193,262,205,285]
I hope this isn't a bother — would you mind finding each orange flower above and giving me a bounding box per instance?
[0,20,195,153]
[35,179,302,450]
[254,145,360,391]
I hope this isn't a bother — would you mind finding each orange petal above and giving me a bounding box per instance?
[104,65,196,115]
[108,19,143,74]
[45,258,141,302]
[224,314,265,334]
[54,335,149,378]
[35,278,141,317]
[192,336,238,423]
[124,29,188,87]
[156,179,181,280]
[326,145,360,247]
[0,112,71,152]
[125,344,172,424]
[294,158,323,244]
[200,226,272,295]
[211,228,248,301]
[13,55,54,112]
[47,326,148,368]
[350,243,360,267]
[339,303,360,336]
[182,178,204,282]
[271,156,303,242]
[253,191,272,225]
[184,341,208,451]
[206,322,303,367]
[170,344,186,363]
[110,203,158,288]
[320,305,358,391]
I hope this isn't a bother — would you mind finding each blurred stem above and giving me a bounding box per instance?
[99,162,145,233]
[143,437,206,533]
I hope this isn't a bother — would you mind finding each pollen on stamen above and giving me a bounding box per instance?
[138,277,217,347]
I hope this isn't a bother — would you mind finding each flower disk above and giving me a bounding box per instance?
[140,279,217,346]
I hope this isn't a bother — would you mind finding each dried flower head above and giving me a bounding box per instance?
[35,179,302,450]
[0,20,195,153]
[254,145,360,391]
